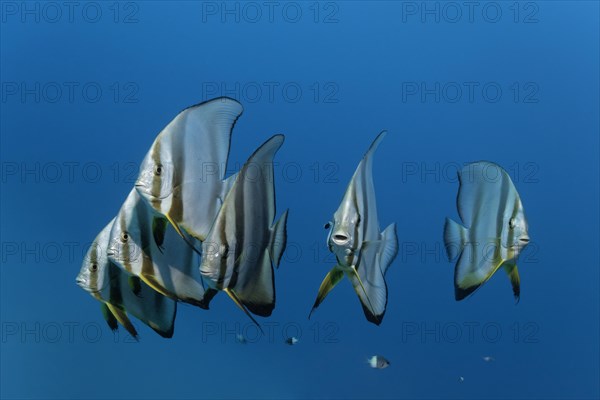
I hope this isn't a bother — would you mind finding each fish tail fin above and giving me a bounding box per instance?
[503,262,521,304]
[106,304,139,341]
[100,303,118,332]
[380,223,399,274]
[224,288,264,334]
[443,217,468,260]
[269,209,289,268]
[308,267,345,319]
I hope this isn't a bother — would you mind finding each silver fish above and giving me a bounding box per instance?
[200,134,288,329]
[135,97,244,246]
[444,161,530,302]
[77,219,177,339]
[107,188,221,309]
[367,355,390,369]
[309,131,398,325]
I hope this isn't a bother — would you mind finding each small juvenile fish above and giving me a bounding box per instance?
[236,334,247,344]
[367,355,390,369]
[285,337,299,345]
[459,376,465,383]
[483,356,495,362]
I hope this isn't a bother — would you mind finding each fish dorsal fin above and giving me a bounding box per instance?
[456,161,517,229]
[167,97,243,180]
[269,209,289,267]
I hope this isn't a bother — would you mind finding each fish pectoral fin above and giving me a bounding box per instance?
[308,267,345,319]
[443,218,468,260]
[152,216,168,253]
[105,303,138,341]
[139,274,175,300]
[100,303,118,332]
[269,209,289,268]
[128,276,142,298]
[224,288,264,334]
[503,262,521,304]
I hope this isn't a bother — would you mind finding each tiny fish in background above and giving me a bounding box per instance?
[367,355,390,369]
[285,337,299,345]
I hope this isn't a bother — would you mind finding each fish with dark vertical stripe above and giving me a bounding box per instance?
[443,161,530,302]
[309,131,398,326]
[134,97,244,247]
[76,219,177,339]
[200,135,288,329]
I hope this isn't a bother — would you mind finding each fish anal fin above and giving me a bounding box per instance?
[348,267,382,326]
[308,267,345,319]
[454,248,505,301]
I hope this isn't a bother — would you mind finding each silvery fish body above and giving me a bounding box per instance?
[368,355,390,369]
[108,188,221,308]
[200,135,288,326]
[443,161,530,301]
[309,131,398,325]
[76,219,177,339]
[135,97,244,243]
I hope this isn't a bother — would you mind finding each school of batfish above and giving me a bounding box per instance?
[76,97,531,343]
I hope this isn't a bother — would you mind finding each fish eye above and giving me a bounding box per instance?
[509,218,516,229]
[91,263,98,272]
[154,164,163,176]
[120,232,129,243]
[324,223,331,229]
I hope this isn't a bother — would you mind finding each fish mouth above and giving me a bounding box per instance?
[332,234,350,246]
[519,237,530,244]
